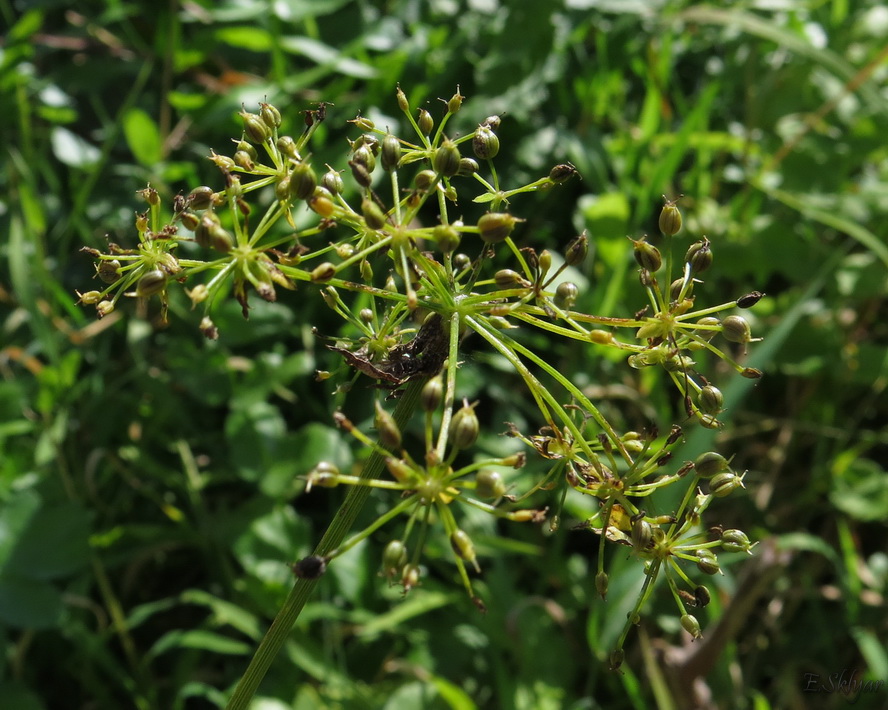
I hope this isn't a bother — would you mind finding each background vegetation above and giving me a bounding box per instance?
[1,0,887,708]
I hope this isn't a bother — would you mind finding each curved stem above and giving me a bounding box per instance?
[224,378,425,710]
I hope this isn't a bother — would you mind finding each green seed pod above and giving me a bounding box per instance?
[259,101,282,129]
[494,269,530,289]
[96,300,115,317]
[475,470,506,499]
[680,614,702,639]
[233,150,254,170]
[659,199,682,236]
[609,649,624,671]
[698,386,723,416]
[401,563,421,591]
[321,168,344,195]
[737,291,764,309]
[708,471,745,497]
[276,135,299,160]
[554,281,579,309]
[482,114,501,131]
[384,457,414,484]
[450,529,479,571]
[78,290,102,305]
[595,571,609,600]
[631,519,653,551]
[447,87,464,114]
[381,133,401,171]
[633,238,662,272]
[349,159,372,188]
[478,212,520,243]
[239,110,270,144]
[375,401,402,450]
[180,212,200,231]
[741,367,763,379]
[670,277,691,301]
[694,451,728,478]
[433,138,461,177]
[721,315,752,344]
[686,238,713,274]
[209,224,233,253]
[433,223,460,253]
[138,186,160,206]
[416,376,442,412]
[414,169,437,192]
[97,259,121,284]
[275,176,291,203]
[472,125,499,160]
[449,400,479,450]
[235,139,258,161]
[352,115,375,131]
[417,108,434,136]
[564,232,589,267]
[209,152,236,170]
[721,529,753,554]
[382,540,408,578]
[361,198,387,230]
[695,549,721,575]
[396,85,409,112]
[538,250,552,277]
[457,157,479,176]
[188,186,214,210]
[310,262,336,282]
[309,191,335,217]
[352,144,376,174]
[548,163,578,184]
[289,163,317,201]
[694,316,721,341]
[136,269,167,298]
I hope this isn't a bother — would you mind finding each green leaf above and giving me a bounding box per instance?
[147,629,252,659]
[0,489,41,570]
[0,683,45,710]
[472,193,497,204]
[180,589,263,640]
[430,675,478,710]
[3,501,91,580]
[50,126,100,168]
[215,27,274,52]
[278,36,378,78]
[122,107,163,166]
[356,590,457,639]
[0,577,62,629]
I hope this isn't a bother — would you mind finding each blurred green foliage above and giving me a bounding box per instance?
[1,0,887,708]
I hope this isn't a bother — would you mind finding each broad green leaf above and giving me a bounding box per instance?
[2,501,91,580]
[122,107,163,166]
[430,676,478,710]
[0,489,41,570]
[50,126,100,168]
[0,577,62,629]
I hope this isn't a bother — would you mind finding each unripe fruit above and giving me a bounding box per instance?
[659,199,682,236]
[554,281,579,309]
[686,238,713,274]
[362,198,387,230]
[695,549,720,575]
[680,613,702,639]
[188,186,214,210]
[375,401,402,450]
[381,133,401,171]
[478,212,520,243]
[433,223,460,253]
[698,385,723,416]
[475,470,506,499]
[322,168,344,195]
[633,238,662,272]
[472,125,500,160]
[721,315,752,344]
[694,451,729,478]
[421,376,443,412]
[433,138,461,177]
[708,471,745,497]
[450,529,479,571]
[417,108,433,136]
[289,163,317,201]
[239,110,270,144]
[136,269,167,298]
[449,400,479,450]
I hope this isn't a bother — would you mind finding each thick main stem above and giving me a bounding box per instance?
[225,378,425,710]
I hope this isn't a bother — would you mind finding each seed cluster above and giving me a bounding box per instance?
[78,86,763,662]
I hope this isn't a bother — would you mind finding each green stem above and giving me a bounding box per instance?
[224,378,425,710]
